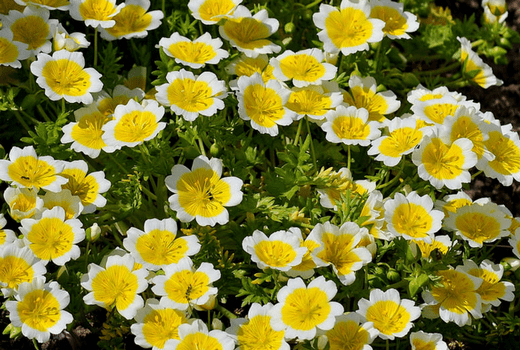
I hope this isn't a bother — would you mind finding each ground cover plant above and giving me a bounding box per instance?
[1,0,520,349]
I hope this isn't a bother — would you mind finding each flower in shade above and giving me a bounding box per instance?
[370,0,419,39]
[384,191,444,242]
[159,32,229,69]
[61,104,116,158]
[60,160,111,214]
[4,186,44,221]
[285,84,344,122]
[165,155,243,226]
[285,229,323,279]
[236,73,296,136]
[482,0,508,24]
[270,276,344,340]
[226,302,289,350]
[343,75,400,123]
[270,48,337,88]
[0,214,17,247]
[99,0,163,40]
[510,228,520,259]
[166,319,235,350]
[70,0,125,28]
[313,0,385,55]
[410,331,448,350]
[188,0,242,25]
[130,298,187,350]
[225,53,275,84]
[444,201,511,248]
[96,85,145,116]
[102,99,166,149]
[6,277,73,343]
[411,235,453,260]
[357,288,421,340]
[434,191,473,219]
[321,105,381,146]
[0,146,67,192]
[422,265,483,326]
[124,65,147,91]
[20,206,85,266]
[53,23,90,52]
[410,95,462,126]
[0,28,30,68]
[307,221,372,285]
[0,243,46,297]
[242,228,307,272]
[123,218,201,271]
[458,36,503,89]
[81,253,148,319]
[41,189,84,220]
[155,69,227,122]
[323,313,378,350]
[151,257,221,311]
[219,5,281,58]
[30,50,103,104]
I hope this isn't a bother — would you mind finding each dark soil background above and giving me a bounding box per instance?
[1,1,520,349]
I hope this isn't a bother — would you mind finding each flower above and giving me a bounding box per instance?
[102,99,166,149]
[313,0,385,55]
[53,23,90,52]
[410,95,462,125]
[81,253,148,319]
[434,191,473,218]
[412,131,477,190]
[342,75,401,123]
[5,277,73,343]
[242,228,307,271]
[130,298,187,350]
[270,276,344,340]
[510,228,520,259]
[96,85,145,116]
[159,32,229,69]
[0,243,46,297]
[225,53,275,84]
[0,146,67,192]
[285,229,322,279]
[99,0,163,40]
[482,0,508,23]
[410,331,448,350]
[357,288,421,340]
[151,257,221,311]
[155,69,227,122]
[30,50,103,104]
[70,0,125,28]
[4,186,44,221]
[285,84,343,122]
[321,105,381,146]
[458,36,503,89]
[236,73,296,136]
[123,218,201,271]
[124,65,147,91]
[166,319,235,350]
[370,0,419,39]
[0,214,17,247]
[188,0,242,25]
[411,235,453,259]
[226,302,289,350]
[60,160,111,214]
[422,265,483,326]
[323,313,378,350]
[165,155,243,226]
[315,167,358,210]
[61,104,116,158]
[270,49,337,87]
[307,221,372,285]
[1,6,58,55]
[20,206,85,266]
[368,117,428,167]
[41,189,84,220]
[219,5,281,58]
[384,191,444,242]
[0,28,30,68]
[443,201,511,248]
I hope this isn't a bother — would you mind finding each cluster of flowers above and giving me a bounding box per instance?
[0,0,519,349]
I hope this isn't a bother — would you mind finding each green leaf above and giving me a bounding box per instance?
[408,273,429,297]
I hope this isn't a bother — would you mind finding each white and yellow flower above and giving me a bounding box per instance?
[410,331,448,350]
[458,36,503,89]
[285,83,343,122]
[96,84,145,116]
[159,32,229,69]
[0,214,17,247]
[152,257,220,310]
[370,0,420,39]
[270,276,344,340]
[323,313,378,350]
[69,0,125,28]
[0,243,46,297]
[242,228,307,272]
[313,0,385,55]
[41,189,84,220]
[165,155,243,226]
[434,191,473,218]
[482,0,508,24]
[14,0,70,11]
[155,69,227,122]
[225,53,275,85]
[270,48,337,87]
[4,186,44,221]
[357,288,421,340]
[6,277,73,343]
[82,253,148,319]
[166,319,235,350]
[188,0,242,25]
[510,228,520,259]
[0,28,30,68]
[53,23,89,52]
[102,99,166,149]
[321,105,381,146]
[123,218,201,271]
[285,229,323,279]
[411,95,462,125]
[30,50,103,104]
[0,146,67,192]
[411,235,453,260]
[219,5,281,58]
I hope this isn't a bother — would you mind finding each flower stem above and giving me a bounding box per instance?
[347,145,351,170]
[416,61,461,76]
[94,27,98,67]
[13,111,32,133]
[305,117,317,169]
[293,118,303,145]
[215,305,237,319]
[36,104,52,122]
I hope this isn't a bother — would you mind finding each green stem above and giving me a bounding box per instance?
[61,98,66,115]
[94,27,98,67]
[416,61,461,76]
[13,111,32,133]
[141,185,158,201]
[293,118,303,146]
[386,339,389,350]
[36,104,52,122]
[305,117,317,169]
[373,40,382,73]
[471,169,483,180]
[347,144,351,170]
[107,153,129,174]
[376,162,405,190]
[215,305,237,319]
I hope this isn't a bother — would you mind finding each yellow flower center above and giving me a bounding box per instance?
[0,38,19,64]
[0,256,34,289]
[281,286,331,331]
[136,229,189,266]
[113,110,158,143]
[485,130,520,176]
[468,268,505,303]
[167,77,214,113]
[142,308,185,348]
[379,127,423,157]
[286,89,332,116]
[461,51,488,87]
[454,211,502,245]
[79,0,119,21]
[10,190,37,213]
[222,17,272,50]
[71,111,111,150]
[413,239,449,258]
[278,54,326,83]
[326,319,370,350]
[98,95,131,116]
[392,203,433,239]
[177,332,223,350]
[292,240,320,272]
[254,240,297,268]
[168,41,217,65]
[371,6,408,36]
[17,289,61,332]
[449,116,484,158]
[8,156,57,190]
[164,270,210,304]
[431,270,479,314]
[365,300,410,336]
[316,232,360,276]
[26,217,75,261]
[11,15,49,50]
[41,58,92,97]
[92,264,139,310]
[412,339,437,350]
[344,87,390,122]
[61,168,100,206]
[243,83,285,127]
[237,314,285,350]
[423,103,458,124]
[325,7,373,49]
[105,4,152,37]
[331,116,370,140]
[418,93,444,102]
[198,0,235,22]
[421,137,465,180]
